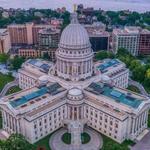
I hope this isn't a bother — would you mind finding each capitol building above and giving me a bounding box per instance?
[0,13,150,148]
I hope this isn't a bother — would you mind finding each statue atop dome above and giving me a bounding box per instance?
[71,12,79,24]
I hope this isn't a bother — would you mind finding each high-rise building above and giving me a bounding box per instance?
[112,27,140,56]
[38,27,61,61]
[139,29,150,55]
[85,23,109,52]
[8,23,52,46]
[0,29,11,54]
[32,24,52,45]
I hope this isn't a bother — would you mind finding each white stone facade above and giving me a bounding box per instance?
[0,14,150,146]
[18,59,53,89]
[112,27,140,56]
[95,59,129,88]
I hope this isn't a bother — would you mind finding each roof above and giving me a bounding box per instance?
[26,59,52,73]
[97,59,121,73]
[59,13,90,49]
[85,82,146,109]
[8,83,66,109]
[0,29,8,35]
[68,88,82,96]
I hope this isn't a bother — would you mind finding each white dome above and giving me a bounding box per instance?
[59,13,90,49]
[68,88,82,96]
[101,75,111,83]
[38,75,49,82]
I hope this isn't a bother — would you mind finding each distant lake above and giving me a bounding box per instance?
[0,0,150,12]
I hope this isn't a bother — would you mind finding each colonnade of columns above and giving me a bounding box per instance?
[131,110,148,135]
[2,110,20,134]
[68,106,83,120]
[57,59,93,77]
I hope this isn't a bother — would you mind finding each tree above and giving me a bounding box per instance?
[129,60,141,70]
[0,53,9,63]
[146,69,150,78]
[0,134,34,150]
[10,56,25,70]
[117,48,130,56]
[95,51,114,60]
[42,52,50,60]
[0,140,6,150]
[132,66,146,82]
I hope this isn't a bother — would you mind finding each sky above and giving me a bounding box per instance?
[0,0,150,12]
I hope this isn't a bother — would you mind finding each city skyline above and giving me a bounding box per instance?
[0,0,150,12]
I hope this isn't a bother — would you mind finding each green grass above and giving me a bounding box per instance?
[6,86,21,95]
[33,129,61,150]
[127,85,141,93]
[0,73,14,92]
[144,85,150,94]
[61,132,91,145]
[101,134,135,150]
[32,128,136,150]
[0,111,2,129]
[62,132,71,144]
[81,132,91,144]
[148,111,150,128]
[34,134,52,150]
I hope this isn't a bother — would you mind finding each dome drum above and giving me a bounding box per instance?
[68,88,83,99]
[56,13,94,81]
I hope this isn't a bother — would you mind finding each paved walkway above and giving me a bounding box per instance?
[129,79,150,97]
[0,79,18,97]
[131,131,150,150]
[0,129,9,140]
[49,128,103,150]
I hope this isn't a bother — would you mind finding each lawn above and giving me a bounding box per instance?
[81,132,91,144]
[34,134,52,150]
[62,132,71,144]
[61,132,91,145]
[33,129,61,150]
[0,73,14,92]
[33,128,136,150]
[6,86,21,95]
[101,134,135,150]
[0,111,2,129]
[148,111,150,128]
[127,85,141,93]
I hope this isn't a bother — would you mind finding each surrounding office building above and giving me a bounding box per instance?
[0,13,149,146]
[38,27,61,61]
[85,23,109,52]
[50,18,63,28]
[32,24,53,45]
[0,29,11,53]
[18,47,40,58]
[95,59,129,88]
[112,27,140,56]
[8,23,52,46]
[139,29,150,55]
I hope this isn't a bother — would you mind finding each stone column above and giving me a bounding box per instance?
[145,110,148,126]
[141,112,144,127]
[144,111,147,126]
[16,120,20,133]
[132,117,136,134]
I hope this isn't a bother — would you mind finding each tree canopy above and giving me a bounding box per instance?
[0,54,9,63]
[0,134,34,150]
[10,56,25,70]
